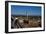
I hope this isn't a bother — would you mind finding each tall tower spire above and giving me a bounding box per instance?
[26,9,28,20]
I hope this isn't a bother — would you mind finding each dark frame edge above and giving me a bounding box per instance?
[5,1,45,4]
[42,3,45,32]
[5,1,8,33]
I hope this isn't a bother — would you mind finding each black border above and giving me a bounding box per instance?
[5,1,45,33]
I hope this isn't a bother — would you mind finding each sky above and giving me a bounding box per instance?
[11,5,41,16]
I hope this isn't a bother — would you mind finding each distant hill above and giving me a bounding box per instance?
[11,15,41,17]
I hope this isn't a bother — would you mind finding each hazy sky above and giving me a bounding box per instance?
[11,5,41,16]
